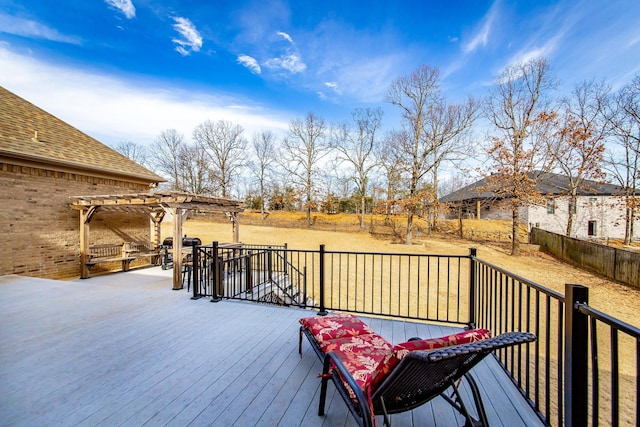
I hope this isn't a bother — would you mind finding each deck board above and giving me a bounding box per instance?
[0,270,545,427]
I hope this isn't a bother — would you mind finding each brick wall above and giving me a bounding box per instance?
[1,163,151,279]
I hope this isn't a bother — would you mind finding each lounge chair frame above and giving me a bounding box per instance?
[302,326,535,427]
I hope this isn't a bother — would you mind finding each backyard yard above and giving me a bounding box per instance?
[166,215,640,329]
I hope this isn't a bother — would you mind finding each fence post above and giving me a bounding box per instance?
[468,248,477,329]
[565,283,589,427]
[318,244,328,316]
[191,244,200,300]
[245,251,252,292]
[211,241,221,302]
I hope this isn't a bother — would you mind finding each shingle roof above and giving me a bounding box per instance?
[440,171,624,203]
[0,85,164,184]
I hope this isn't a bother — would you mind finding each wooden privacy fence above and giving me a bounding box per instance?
[530,228,640,288]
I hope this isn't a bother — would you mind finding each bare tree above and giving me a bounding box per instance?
[550,80,609,236]
[386,65,442,244]
[149,129,186,191]
[484,57,557,255]
[331,107,383,229]
[425,97,479,229]
[605,74,640,244]
[178,144,211,194]
[113,141,148,167]
[193,120,247,198]
[279,112,330,226]
[377,131,404,224]
[252,130,277,220]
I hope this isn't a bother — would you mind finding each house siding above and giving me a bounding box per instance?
[1,163,151,279]
[527,195,636,239]
[478,199,529,224]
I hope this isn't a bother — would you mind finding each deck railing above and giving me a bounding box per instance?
[472,256,565,426]
[188,242,639,426]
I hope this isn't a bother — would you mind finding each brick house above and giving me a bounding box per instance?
[0,85,164,279]
[440,172,637,240]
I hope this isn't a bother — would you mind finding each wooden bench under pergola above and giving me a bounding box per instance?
[70,192,244,290]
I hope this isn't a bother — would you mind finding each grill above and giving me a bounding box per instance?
[160,236,201,269]
[161,236,202,247]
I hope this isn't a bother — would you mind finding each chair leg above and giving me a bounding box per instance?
[299,327,303,357]
[440,374,488,427]
[462,372,489,427]
[318,356,331,416]
[379,396,392,427]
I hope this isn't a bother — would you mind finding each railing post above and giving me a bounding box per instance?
[468,247,477,329]
[318,244,328,315]
[268,248,273,282]
[245,251,252,292]
[211,241,221,302]
[565,283,589,427]
[303,266,308,307]
[191,244,200,300]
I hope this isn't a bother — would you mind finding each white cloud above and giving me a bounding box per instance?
[265,53,306,74]
[0,14,81,44]
[277,31,294,44]
[505,33,561,70]
[171,17,203,56]
[463,1,498,54]
[0,45,289,147]
[324,81,342,95]
[104,0,136,19]
[237,55,261,74]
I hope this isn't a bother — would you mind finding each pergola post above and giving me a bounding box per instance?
[232,212,240,243]
[79,206,96,279]
[171,208,189,290]
[149,210,165,265]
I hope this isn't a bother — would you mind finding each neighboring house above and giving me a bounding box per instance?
[0,85,165,279]
[440,172,637,240]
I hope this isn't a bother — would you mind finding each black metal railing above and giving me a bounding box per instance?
[566,285,640,427]
[473,257,565,426]
[187,242,639,426]
[319,245,471,324]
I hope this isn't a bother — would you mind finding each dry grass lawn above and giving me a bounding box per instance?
[166,214,640,328]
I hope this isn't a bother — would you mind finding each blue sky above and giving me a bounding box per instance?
[1,0,639,148]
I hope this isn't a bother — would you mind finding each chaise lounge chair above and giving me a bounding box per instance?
[299,313,536,427]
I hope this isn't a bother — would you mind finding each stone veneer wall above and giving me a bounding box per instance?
[1,163,151,279]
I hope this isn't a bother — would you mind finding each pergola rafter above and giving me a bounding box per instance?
[70,191,244,289]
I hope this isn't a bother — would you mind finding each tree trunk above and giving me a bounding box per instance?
[624,202,633,245]
[457,204,463,238]
[406,213,413,245]
[360,194,366,229]
[511,208,521,256]
[432,168,439,231]
[566,194,577,237]
[385,185,391,225]
[260,181,266,221]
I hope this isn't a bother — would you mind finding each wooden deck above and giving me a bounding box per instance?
[0,268,544,426]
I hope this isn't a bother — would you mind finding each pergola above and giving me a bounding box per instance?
[70,192,244,290]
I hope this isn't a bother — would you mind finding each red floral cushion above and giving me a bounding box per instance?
[368,328,492,392]
[322,333,395,396]
[300,314,374,346]
[392,328,492,360]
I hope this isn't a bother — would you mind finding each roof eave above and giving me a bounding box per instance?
[1,150,165,185]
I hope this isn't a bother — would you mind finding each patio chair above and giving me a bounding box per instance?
[299,314,535,427]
